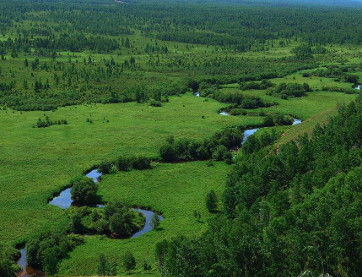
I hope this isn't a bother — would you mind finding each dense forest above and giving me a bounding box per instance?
[0,0,360,110]
[156,96,362,277]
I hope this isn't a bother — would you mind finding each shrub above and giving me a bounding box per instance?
[26,231,83,272]
[98,161,113,174]
[212,145,228,161]
[206,190,218,213]
[150,213,160,229]
[71,177,98,205]
[132,156,152,170]
[123,251,136,274]
[149,99,162,107]
[116,156,132,171]
[0,244,16,277]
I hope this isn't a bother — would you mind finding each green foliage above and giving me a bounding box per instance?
[242,129,281,154]
[123,251,136,274]
[205,89,277,109]
[0,244,16,277]
[160,127,243,162]
[97,253,117,276]
[292,45,313,60]
[263,114,294,127]
[42,247,59,276]
[71,177,98,205]
[143,260,152,272]
[98,161,113,175]
[267,82,312,98]
[86,201,145,237]
[150,213,160,229]
[239,79,275,91]
[160,96,362,277]
[35,116,68,128]
[205,190,218,213]
[69,211,85,234]
[26,231,83,273]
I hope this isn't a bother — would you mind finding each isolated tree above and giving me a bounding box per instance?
[206,190,218,213]
[123,251,136,274]
[150,213,160,229]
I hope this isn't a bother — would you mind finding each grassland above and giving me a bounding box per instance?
[0,93,250,244]
[58,161,230,276]
[1,62,360,275]
[1,14,362,275]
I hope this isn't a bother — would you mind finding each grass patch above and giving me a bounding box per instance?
[58,161,230,276]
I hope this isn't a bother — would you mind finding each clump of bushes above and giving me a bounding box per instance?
[149,99,162,107]
[239,79,275,91]
[266,82,312,99]
[159,127,243,163]
[71,177,99,205]
[0,243,18,277]
[263,114,293,127]
[97,156,152,174]
[242,129,281,154]
[321,86,357,94]
[26,230,84,275]
[215,92,276,109]
[69,201,145,238]
[35,115,68,128]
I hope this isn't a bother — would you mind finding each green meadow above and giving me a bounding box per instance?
[0,93,248,243]
[1,84,358,275]
[59,161,230,276]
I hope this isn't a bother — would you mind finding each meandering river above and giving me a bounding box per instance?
[18,169,163,273]
[17,117,302,272]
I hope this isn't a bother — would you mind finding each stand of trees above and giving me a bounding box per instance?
[160,127,244,163]
[266,82,312,99]
[68,201,145,238]
[0,244,17,277]
[156,96,362,277]
[26,231,84,276]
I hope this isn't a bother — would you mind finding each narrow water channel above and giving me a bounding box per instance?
[18,118,303,271]
[16,248,43,277]
[241,118,302,145]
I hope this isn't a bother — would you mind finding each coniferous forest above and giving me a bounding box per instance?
[0,0,362,276]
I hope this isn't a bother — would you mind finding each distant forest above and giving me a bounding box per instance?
[1,0,362,48]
